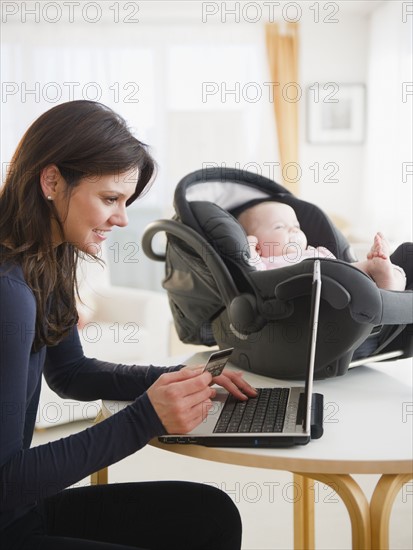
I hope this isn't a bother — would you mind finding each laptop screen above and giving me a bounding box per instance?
[302,260,322,433]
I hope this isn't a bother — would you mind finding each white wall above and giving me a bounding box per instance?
[362,0,413,242]
[299,10,369,234]
[298,0,412,246]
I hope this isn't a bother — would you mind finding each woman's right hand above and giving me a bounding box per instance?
[146,368,215,434]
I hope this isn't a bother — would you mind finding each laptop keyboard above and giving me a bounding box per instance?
[213,388,290,433]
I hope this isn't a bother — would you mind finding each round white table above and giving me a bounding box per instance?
[100,352,413,550]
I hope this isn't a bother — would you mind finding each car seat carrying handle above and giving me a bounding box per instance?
[142,219,241,307]
[143,220,267,337]
[275,273,351,310]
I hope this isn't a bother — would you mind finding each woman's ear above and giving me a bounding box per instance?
[40,164,62,200]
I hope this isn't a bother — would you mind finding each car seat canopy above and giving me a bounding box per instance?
[175,167,355,261]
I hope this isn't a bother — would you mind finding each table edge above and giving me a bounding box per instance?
[149,438,413,475]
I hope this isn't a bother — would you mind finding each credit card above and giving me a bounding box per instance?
[202,348,234,377]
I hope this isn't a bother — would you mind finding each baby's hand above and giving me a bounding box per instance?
[247,235,259,256]
[246,236,265,270]
[245,235,264,269]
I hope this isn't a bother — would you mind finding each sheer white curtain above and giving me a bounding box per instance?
[1,36,156,199]
[1,18,279,290]
[362,1,413,243]
[164,40,280,208]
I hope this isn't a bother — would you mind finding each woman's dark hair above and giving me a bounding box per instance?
[0,100,155,350]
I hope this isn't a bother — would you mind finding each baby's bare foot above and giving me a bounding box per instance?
[367,256,393,288]
[367,232,390,260]
[356,235,406,290]
[366,255,406,290]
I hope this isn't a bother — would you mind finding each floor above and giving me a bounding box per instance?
[33,360,413,550]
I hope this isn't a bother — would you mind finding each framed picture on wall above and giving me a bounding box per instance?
[306,83,366,144]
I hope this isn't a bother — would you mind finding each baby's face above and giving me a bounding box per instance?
[240,202,307,258]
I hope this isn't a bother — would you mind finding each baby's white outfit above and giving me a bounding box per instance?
[249,246,335,271]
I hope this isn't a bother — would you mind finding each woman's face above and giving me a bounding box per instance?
[51,169,137,254]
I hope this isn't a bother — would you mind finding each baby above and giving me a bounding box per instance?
[237,201,406,291]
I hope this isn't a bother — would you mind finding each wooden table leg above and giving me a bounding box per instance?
[370,473,413,550]
[90,409,108,485]
[296,472,371,550]
[294,473,315,549]
[90,465,108,485]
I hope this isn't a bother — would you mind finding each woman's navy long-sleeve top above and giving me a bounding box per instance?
[0,261,179,531]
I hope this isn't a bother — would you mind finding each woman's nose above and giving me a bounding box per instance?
[111,207,128,227]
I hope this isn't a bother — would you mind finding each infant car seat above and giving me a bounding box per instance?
[142,167,413,380]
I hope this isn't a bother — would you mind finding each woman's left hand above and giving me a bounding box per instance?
[183,366,257,401]
[212,369,258,401]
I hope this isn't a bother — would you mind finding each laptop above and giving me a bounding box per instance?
[159,260,324,448]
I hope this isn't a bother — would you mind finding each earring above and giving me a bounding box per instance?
[47,196,53,201]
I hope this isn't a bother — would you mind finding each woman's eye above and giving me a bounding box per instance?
[105,197,118,205]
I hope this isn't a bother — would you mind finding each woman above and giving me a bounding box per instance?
[0,101,256,549]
